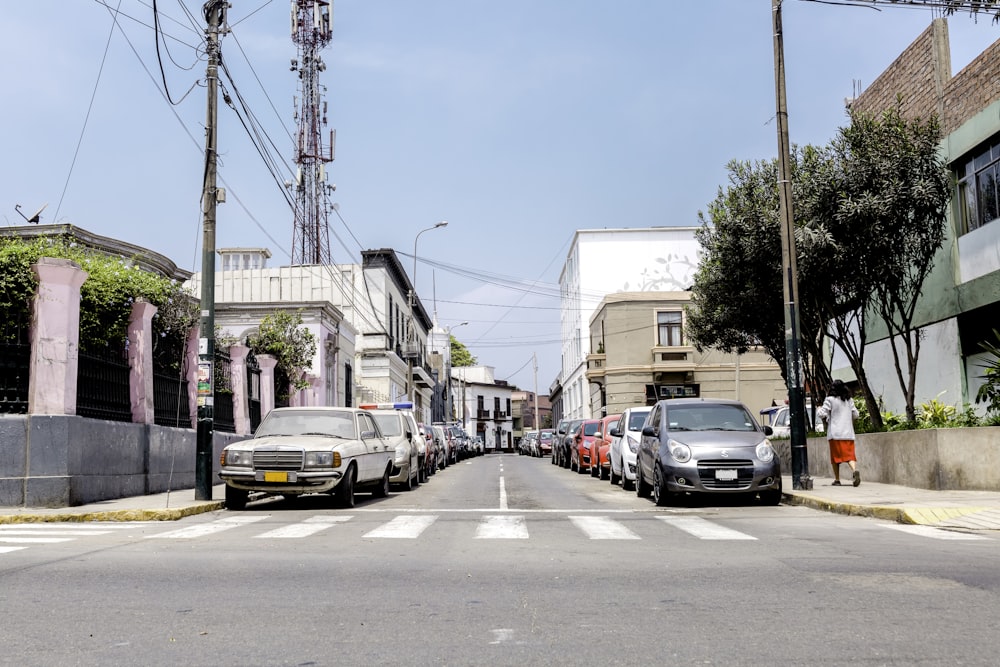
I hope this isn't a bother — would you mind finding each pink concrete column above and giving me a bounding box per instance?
[257,354,278,419]
[28,258,88,415]
[128,300,158,424]
[185,326,200,429]
[308,374,322,407]
[229,344,250,435]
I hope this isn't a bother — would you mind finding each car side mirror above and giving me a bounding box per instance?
[641,425,656,437]
[609,427,622,437]
[763,425,773,436]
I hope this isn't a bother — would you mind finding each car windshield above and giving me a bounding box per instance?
[372,414,402,436]
[775,409,790,427]
[628,411,650,430]
[583,422,599,436]
[666,404,756,432]
[255,410,357,439]
[539,432,553,442]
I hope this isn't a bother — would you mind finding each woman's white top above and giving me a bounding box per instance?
[816,396,859,441]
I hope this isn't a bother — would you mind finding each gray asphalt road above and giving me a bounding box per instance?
[2,453,998,666]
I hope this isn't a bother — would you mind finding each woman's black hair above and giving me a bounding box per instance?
[831,379,851,402]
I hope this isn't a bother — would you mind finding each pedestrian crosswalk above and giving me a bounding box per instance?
[0,514,995,556]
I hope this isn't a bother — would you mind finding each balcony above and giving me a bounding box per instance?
[494,410,508,420]
[651,346,695,369]
[476,409,491,420]
[585,351,607,383]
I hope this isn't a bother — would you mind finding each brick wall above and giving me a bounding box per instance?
[850,18,1000,137]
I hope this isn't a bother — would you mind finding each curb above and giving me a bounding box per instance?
[782,492,992,527]
[0,501,225,525]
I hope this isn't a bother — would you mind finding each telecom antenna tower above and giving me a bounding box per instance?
[290,0,335,265]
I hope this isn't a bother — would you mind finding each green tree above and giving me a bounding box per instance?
[246,311,317,391]
[814,106,949,422]
[451,335,477,366]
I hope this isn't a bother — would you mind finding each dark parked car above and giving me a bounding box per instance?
[635,398,781,506]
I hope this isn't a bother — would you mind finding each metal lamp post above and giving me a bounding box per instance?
[407,221,448,403]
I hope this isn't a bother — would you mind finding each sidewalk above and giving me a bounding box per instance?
[782,474,1000,531]
[3,479,1000,530]
[0,485,227,524]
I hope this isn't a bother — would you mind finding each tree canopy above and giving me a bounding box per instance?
[451,335,477,367]
[688,106,949,428]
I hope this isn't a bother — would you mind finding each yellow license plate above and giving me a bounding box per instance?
[263,471,288,483]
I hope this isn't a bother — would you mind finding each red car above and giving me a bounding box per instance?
[570,419,602,474]
[538,428,555,457]
[590,414,621,480]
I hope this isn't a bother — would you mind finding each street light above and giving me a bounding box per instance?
[407,221,448,403]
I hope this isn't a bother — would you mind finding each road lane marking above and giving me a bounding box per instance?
[0,529,116,536]
[880,524,987,541]
[656,516,757,540]
[476,515,528,539]
[499,476,508,510]
[0,546,28,553]
[569,516,640,540]
[0,537,75,543]
[363,515,437,539]
[254,515,353,539]
[146,515,267,539]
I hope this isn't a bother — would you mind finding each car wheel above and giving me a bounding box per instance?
[590,460,599,478]
[402,466,414,491]
[373,466,391,498]
[610,461,621,486]
[334,465,356,508]
[653,465,672,507]
[622,458,635,491]
[760,479,782,506]
[578,458,587,475]
[635,463,651,498]
[225,485,248,511]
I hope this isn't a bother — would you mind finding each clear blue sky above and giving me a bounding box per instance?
[2,1,997,390]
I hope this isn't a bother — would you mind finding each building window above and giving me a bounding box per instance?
[657,311,683,347]
[957,137,1000,235]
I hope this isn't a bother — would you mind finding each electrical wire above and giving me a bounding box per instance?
[54,0,122,227]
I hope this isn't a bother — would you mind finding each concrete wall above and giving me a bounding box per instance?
[0,415,244,507]
[775,427,1000,491]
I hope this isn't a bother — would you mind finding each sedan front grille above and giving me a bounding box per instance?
[697,459,754,489]
[253,449,304,471]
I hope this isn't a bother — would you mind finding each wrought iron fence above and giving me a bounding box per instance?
[77,343,131,423]
[214,349,235,433]
[153,371,190,427]
[0,341,30,414]
[247,351,262,432]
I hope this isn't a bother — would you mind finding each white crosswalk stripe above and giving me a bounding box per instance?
[569,516,641,540]
[656,516,757,541]
[363,515,437,539]
[254,515,353,539]
[476,515,528,539]
[146,515,267,539]
[0,546,27,554]
[880,524,988,541]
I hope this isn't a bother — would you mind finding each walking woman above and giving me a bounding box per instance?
[816,380,861,486]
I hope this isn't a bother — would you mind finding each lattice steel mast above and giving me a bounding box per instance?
[290,0,335,265]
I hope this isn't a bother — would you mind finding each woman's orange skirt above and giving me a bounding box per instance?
[829,439,856,464]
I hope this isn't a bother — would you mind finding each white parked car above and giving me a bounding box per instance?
[608,406,652,490]
[219,407,394,510]
[364,403,422,489]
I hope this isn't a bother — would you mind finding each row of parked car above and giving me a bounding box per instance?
[519,397,782,506]
[218,402,482,510]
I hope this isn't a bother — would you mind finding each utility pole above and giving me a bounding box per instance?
[532,353,540,431]
[771,0,812,490]
[196,0,226,501]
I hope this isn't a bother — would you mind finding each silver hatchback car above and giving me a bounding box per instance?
[636,398,781,506]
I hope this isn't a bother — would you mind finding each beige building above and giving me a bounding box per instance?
[586,292,787,418]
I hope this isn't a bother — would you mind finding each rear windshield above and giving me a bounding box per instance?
[628,411,650,430]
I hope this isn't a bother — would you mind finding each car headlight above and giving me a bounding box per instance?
[395,444,409,461]
[305,451,335,467]
[626,435,639,453]
[668,439,691,463]
[223,450,252,467]
[756,441,775,463]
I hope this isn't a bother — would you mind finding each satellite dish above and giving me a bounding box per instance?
[15,202,47,224]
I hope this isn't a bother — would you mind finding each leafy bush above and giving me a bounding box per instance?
[0,237,197,369]
[975,329,1000,417]
[246,311,316,392]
